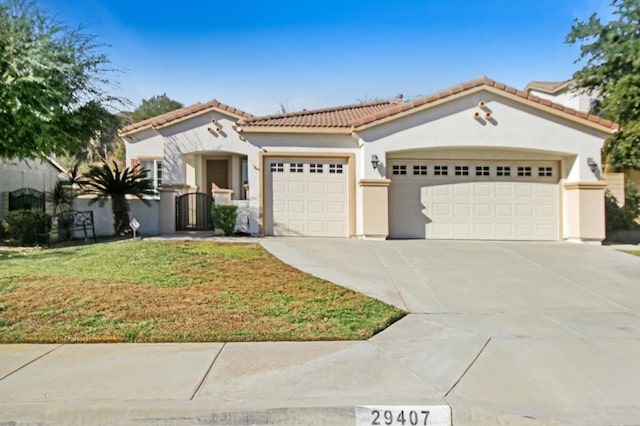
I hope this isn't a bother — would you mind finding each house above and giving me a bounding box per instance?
[120,76,618,243]
[0,157,67,219]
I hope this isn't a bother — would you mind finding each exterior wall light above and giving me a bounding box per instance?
[587,157,600,175]
[371,154,381,170]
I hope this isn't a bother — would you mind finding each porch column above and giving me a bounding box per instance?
[563,182,607,244]
[359,178,391,240]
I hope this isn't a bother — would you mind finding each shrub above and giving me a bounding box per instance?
[3,210,48,245]
[605,182,640,231]
[211,204,238,236]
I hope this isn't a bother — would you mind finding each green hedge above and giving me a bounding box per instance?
[211,204,238,236]
[3,210,48,245]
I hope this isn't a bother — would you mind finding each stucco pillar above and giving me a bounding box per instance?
[563,182,607,244]
[213,189,233,206]
[159,186,179,234]
[359,179,391,239]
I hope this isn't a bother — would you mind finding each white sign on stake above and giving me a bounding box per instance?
[129,218,140,239]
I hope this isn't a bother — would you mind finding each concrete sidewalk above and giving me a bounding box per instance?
[1,239,640,425]
[0,341,448,425]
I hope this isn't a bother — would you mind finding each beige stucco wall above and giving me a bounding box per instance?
[563,182,607,243]
[359,179,391,239]
[602,172,625,206]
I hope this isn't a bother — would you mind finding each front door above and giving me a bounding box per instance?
[207,159,229,191]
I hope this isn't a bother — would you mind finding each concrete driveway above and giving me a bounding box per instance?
[262,239,640,425]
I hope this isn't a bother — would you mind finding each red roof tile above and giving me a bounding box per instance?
[237,100,398,129]
[119,100,254,137]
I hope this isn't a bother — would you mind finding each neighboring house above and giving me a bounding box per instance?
[0,157,67,219]
[121,76,618,243]
[524,80,598,113]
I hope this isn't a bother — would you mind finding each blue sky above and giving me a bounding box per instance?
[41,0,612,116]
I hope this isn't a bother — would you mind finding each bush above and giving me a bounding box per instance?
[605,182,640,232]
[3,210,48,245]
[211,204,238,236]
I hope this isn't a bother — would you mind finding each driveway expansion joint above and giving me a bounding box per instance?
[444,338,491,398]
[190,343,225,400]
[0,344,64,382]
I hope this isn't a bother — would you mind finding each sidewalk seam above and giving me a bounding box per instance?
[0,344,64,382]
[190,343,225,400]
[444,338,491,398]
[367,340,442,397]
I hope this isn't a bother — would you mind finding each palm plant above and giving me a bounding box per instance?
[47,181,73,215]
[83,161,156,234]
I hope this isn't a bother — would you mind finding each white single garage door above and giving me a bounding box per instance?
[264,157,349,237]
[389,160,559,240]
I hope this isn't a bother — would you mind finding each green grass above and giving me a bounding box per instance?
[0,240,405,343]
[623,250,640,257]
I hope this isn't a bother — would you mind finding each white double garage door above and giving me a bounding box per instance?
[389,159,559,240]
[264,157,559,241]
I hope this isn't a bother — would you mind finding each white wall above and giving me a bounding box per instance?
[72,197,160,237]
[159,111,253,185]
[124,128,164,168]
[357,91,609,183]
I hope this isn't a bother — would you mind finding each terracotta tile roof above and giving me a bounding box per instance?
[524,80,573,94]
[350,76,618,131]
[237,100,398,129]
[237,76,617,133]
[119,99,254,137]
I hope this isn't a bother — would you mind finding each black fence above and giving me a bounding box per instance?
[175,192,213,231]
[8,188,45,212]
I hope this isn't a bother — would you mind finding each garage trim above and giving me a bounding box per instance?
[259,151,356,236]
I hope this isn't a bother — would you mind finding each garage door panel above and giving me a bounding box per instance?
[389,160,558,241]
[266,157,349,237]
[308,182,324,193]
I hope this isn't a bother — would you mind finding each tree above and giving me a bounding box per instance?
[566,0,640,170]
[130,94,183,122]
[82,161,156,234]
[0,0,121,159]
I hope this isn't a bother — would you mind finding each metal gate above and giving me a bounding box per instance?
[9,188,45,212]
[175,192,213,231]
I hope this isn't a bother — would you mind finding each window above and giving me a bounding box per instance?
[309,163,324,173]
[140,159,163,192]
[538,166,553,177]
[455,166,469,176]
[434,165,448,176]
[270,162,284,173]
[517,166,532,177]
[413,165,427,175]
[329,164,343,174]
[496,166,511,177]
[476,166,490,176]
[289,163,304,173]
[392,165,407,175]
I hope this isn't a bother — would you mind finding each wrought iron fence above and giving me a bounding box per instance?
[175,192,213,231]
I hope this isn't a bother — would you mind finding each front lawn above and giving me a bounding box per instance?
[0,240,404,343]
[623,250,640,257]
